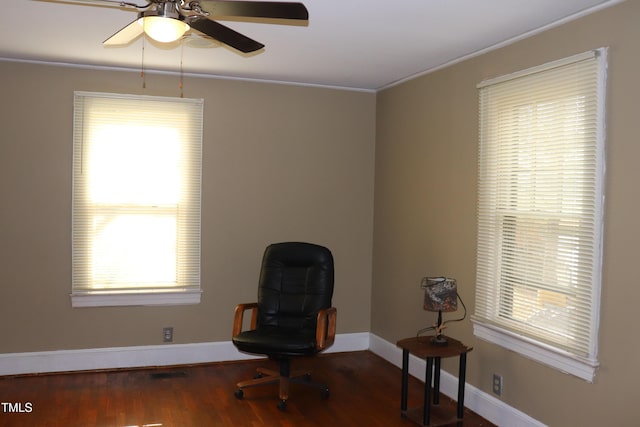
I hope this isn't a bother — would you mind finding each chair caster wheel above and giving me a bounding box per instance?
[321,388,330,399]
[234,389,244,399]
[277,400,287,411]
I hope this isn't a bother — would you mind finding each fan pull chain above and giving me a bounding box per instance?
[141,36,146,89]
[179,43,185,98]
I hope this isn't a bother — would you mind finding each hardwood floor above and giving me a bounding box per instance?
[0,351,495,427]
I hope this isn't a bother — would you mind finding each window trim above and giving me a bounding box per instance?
[473,319,599,382]
[71,289,202,307]
[71,91,203,307]
[472,49,607,382]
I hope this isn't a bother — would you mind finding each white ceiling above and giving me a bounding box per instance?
[0,0,623,91]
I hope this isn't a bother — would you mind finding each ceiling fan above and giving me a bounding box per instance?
[45,0,309,53]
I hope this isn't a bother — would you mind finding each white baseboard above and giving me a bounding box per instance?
[0,332,543,426]
[369,333,546,427]
[0,332,370,377]
[0,341,250,376]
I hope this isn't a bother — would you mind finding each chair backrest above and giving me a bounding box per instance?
[257,242,334,332]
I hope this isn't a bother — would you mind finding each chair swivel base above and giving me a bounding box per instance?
[234,366,330,410]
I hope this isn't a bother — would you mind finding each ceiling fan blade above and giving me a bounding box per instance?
[37,0,143,9]
[103,19,144,46]
[188,17,264,53]
[197,1,308,21]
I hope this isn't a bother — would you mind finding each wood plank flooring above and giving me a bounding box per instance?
[0,351,495,427]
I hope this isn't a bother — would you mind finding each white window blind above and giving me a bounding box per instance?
[72,92,203,307]
[473,49,607,381]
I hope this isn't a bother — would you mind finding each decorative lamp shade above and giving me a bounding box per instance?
[421,277,457,312]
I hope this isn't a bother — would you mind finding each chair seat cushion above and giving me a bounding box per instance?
[233,326,318,357]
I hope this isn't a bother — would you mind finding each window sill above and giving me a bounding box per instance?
[472,318,598,382]
[71,290,201,307]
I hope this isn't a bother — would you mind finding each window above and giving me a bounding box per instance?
[72,92,203,307]
[473,49,607,381]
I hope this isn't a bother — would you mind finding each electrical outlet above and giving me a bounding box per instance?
[163,327,174,343]
[492,373,503,396]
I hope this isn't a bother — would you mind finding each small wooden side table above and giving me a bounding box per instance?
[397,336,473,426]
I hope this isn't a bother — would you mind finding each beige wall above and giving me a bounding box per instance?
[373,1,640,425]
[3,2,639,425]
[0,62,376,352]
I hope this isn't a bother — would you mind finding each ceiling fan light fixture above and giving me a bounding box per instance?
[137,2,190,44]
[139,16,190,43]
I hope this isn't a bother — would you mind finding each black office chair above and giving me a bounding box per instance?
[232,242,337,410]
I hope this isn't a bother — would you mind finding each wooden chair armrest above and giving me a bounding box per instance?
[232,302,259,337]
[316,307,337,351]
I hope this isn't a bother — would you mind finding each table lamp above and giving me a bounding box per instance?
[421,277,458,346]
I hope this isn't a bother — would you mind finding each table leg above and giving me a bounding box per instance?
[457,352,467,419]
[401,349,409,413]
[424,357,433,426]
[433,357,441,405]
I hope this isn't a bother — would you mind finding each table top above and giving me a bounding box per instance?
[397,336,473,359]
